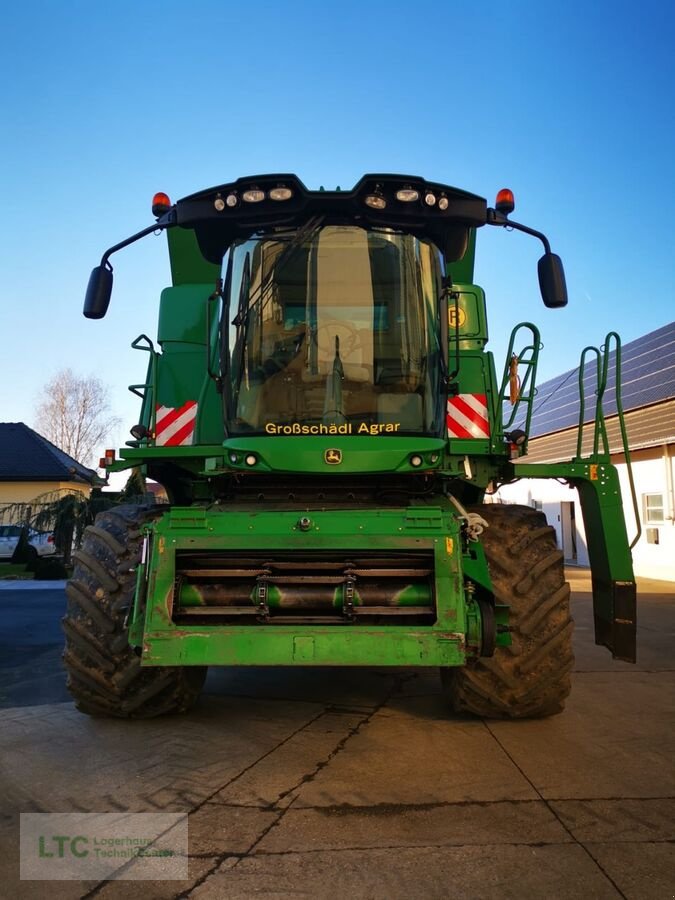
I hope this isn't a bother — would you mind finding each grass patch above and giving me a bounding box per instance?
[0,563,33,580]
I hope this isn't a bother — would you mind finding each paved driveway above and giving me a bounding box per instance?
[0,573,673,898]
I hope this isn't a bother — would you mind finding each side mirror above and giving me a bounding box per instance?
[538,253,568,308]
[84,265,113,319]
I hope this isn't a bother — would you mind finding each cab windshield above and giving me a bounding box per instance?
[224,225,445,437]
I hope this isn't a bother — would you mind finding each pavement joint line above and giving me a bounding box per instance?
[582,840,675,897]
[269,795,675,813]
[573,669,675,674]
[179,673,413,898]
[181,840,577,861]
[196,800,279,810]
[482,719,629,900]
[248,840,576,856]
[201,794,675,815]
[182,836,675,862]
[247,838,675,854]
[80,704,330,900]
[173,704,363,899]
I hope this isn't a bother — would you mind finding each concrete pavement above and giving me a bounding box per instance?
[1,572,673,898]
[0,582,70,707]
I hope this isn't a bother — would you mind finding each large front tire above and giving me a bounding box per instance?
[62,504,206,718]
[442,504,574,719]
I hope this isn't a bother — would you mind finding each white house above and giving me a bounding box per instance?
[496,322,675,581]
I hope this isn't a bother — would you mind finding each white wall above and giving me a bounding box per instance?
[617,449,675,580]
[494,444,675,582]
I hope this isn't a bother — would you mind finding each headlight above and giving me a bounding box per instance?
[269,187,293,201]
[365,193,387,210]
[242,189,265,203]
[396,188,419,202]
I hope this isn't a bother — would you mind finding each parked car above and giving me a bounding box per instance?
[0,525,57,559]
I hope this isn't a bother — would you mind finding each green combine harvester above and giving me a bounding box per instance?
[63,174,638,719]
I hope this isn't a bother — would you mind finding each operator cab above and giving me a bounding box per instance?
[223,224,446,438]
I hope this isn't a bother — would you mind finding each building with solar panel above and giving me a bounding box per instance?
[496,322,675,581]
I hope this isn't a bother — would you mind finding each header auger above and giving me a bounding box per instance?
[64,174,637,719]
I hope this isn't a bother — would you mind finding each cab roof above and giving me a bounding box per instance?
[163,174,488,264]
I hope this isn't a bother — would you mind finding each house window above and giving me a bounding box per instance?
[643,493,665,524]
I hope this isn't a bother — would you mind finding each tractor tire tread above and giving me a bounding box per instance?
[63,503,206,719]
[441,504,574,719]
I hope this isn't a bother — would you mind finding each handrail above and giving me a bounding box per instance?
[131,334,155,353]
[499,322,541,439]
[576,333,641,549]
[129,334,158,439]
[602,332,642,549]
[576,346,609,460]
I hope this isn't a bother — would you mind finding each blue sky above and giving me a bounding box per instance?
[1,0,674,460]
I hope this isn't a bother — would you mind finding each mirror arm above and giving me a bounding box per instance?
[486,209,552,254]
[99,219,174,269]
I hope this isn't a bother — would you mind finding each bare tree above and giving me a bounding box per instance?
[34,369,121,466]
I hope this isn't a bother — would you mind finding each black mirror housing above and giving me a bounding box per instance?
[84,266,113,319]
[538,253,568,308]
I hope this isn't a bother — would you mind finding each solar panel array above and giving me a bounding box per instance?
[516,322,675,438]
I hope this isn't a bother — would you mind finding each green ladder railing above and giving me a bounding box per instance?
[498,322,542,447]
[576,331,641,548]
[127,334,158,445]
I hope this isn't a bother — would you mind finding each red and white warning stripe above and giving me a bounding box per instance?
[446,394,490,439]
[155,401,198,446]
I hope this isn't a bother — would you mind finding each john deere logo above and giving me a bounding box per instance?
[324,448,342,465]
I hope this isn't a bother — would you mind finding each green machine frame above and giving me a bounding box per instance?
[86,174,638,669]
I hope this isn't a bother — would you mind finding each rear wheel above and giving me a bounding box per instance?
[62,504,206,718]
[442,504,574,718]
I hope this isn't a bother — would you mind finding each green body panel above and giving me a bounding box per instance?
[131,503,491,667]
[142,626,467,667]
[514,462,634,580]
[168,227,220,285]
[447,351,502,455]
[447,229,476,284]
[220,436,446,475]
[449,284,489,350]
[444,282,502,457]
[158,285,211,344]
[151,285,223,445]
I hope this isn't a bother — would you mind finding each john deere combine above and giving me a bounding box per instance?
[63,174,638,718]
